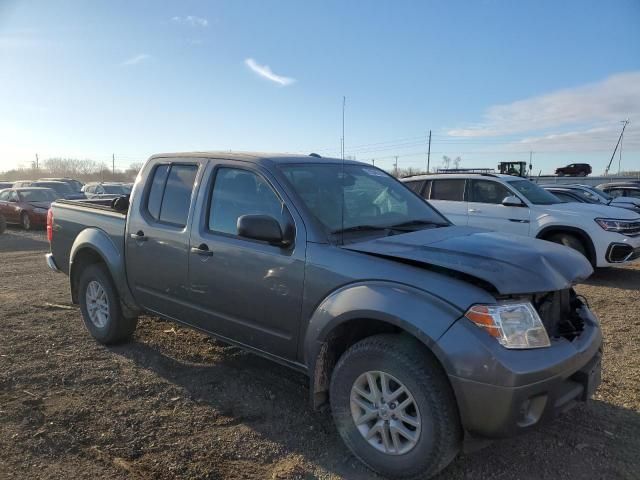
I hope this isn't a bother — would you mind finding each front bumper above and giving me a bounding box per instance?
[438,305,602,438]
[45,253,61,273]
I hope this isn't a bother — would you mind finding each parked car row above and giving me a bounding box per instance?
[45,152,605,479]
[402,173,640,266]
[0,187,57,230]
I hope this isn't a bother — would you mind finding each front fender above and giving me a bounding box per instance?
[69,228,137,310]
[304,281,463,370]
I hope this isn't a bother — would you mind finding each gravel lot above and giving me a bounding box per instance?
[1,227,639,480]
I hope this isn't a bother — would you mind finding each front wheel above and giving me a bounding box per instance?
[78,264,137,344]
[21,212,31,230]
[547,233,593,266]
[330,334,461,479]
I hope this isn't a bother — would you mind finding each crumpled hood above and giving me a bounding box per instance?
[343,226,593,295]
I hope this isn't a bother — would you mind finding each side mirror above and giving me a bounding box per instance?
[502,195,525,207]
[237,214,293,246]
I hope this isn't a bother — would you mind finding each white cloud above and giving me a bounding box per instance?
[448,72,640,138]
[120,54,151,67]
[244,58,296,86]
[171,16,208,27]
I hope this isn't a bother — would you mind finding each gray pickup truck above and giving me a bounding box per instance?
[46,152,602,479]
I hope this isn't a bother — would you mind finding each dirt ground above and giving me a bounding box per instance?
[1,227,639,480]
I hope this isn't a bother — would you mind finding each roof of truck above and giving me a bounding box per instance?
[149,151,365,166]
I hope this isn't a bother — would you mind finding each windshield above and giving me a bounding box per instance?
[19,189,56,202]
[102,185,126,194]
[508,180,560,205]
[280,164,449,235]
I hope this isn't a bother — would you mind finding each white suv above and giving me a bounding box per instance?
[402,173,640,267]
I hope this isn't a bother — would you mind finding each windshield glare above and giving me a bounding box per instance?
[280,164,448,234]
[508,180,560,205]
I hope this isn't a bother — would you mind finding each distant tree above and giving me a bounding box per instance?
[441,155,451,170]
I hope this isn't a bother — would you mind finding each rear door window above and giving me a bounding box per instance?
[145,164,198,227]
[430,179,465,201]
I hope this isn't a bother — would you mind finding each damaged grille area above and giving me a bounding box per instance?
[532,289,585,340]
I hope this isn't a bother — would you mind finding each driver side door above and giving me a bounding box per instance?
[466,179,530,235]
[187,161,306,360]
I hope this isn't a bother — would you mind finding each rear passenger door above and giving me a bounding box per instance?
[186,161,306,360]
[467,179,530,235]
[126,160,204,320]
[425,179,468,225]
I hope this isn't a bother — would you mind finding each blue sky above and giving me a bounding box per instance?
[1,0,639,174]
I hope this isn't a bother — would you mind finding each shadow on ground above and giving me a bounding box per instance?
[110,333,640,479]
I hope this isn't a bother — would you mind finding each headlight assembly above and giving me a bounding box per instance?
[465,301,550,349]
[595,218,640,235]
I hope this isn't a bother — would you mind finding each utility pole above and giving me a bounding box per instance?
[605,119,629,175]
[341,96,346,161]
[426,130,432,173]
[112,153,115,177]
[529,151,533,175]
[394,156,399,176]
[371,159,375,166]
[35,153,39,170]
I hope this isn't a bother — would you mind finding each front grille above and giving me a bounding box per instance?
[533,289,584,340]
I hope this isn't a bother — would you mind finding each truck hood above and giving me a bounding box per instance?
[539,202,640,219]
[343,226,593,295]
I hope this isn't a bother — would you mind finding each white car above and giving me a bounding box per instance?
[402,173,640,267]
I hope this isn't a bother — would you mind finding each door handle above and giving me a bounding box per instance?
[130,231,148,241]
[190,244,213,257]
[468,208,482,213]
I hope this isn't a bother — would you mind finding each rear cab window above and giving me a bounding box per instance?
[145,163,198,227]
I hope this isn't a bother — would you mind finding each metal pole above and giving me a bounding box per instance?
[427,130,431,173]
[605,119,629,175]
[112,153,115,176]
[394,156,398,176]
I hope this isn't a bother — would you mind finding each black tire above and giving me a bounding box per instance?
[21,212,31,230]
[547,233,590,263]
[78,263,137,344]
[0,215,6,234]
[329,334,461,480]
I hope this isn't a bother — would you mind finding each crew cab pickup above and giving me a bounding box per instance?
[46,152,602,479]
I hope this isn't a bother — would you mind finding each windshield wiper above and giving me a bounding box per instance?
[330,225,391,235]
[389,219,448,231]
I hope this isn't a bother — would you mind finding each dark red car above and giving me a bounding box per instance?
[0,187,57,230]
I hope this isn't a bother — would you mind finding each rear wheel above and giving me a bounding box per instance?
[78,264,137,344]
[330,334,461,479]
[21,212,31,230]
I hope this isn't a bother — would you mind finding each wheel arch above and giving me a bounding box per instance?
[536,225,596,266]
[304,281,463,409]
[69,228,139,315]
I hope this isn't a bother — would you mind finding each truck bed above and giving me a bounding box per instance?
[49,199,128,275]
